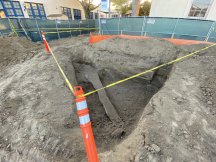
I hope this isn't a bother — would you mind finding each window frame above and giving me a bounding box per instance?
[1,0,24,18]
[95,13,99,19]
[62,7,72,20]
[73,9,81,20]
[89,12,94,19]
[188,0,213,19]
[0,1,4,10]
[25,2,46,19]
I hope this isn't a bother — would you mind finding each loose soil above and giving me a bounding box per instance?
[0,36,216,162]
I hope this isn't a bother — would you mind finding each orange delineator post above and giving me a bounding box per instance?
[74,86,99,162]
[41,32,50,53]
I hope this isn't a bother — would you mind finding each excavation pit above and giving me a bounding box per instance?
[0,36,178,161]
[73,62,173,151]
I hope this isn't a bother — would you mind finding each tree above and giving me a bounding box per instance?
[139,1,151,16]
[79,0,100,19]
[112,0,132,16]
[132,0,140,16]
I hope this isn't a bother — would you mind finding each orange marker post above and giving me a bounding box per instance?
[41,32,50,53]
[74,86,99,162]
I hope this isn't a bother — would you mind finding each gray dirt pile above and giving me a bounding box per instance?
[69,37,180,80]
[0,37,42,72]
[0,36,216,162]
[58,37,180,151]
[99,44,216,162]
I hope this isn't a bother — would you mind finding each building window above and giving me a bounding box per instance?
[89,12,94,19]
[188,0,212,17]
[25,2,46,19]
[2,1,24,17]
[62,7,72,19]
[0,1,5,18]
[73,9,81,20]
[95,13,99,19]
[112,14,118,18]
[0,1,3,10]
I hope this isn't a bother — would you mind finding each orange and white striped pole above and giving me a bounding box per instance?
[41,32,50,53]
[74,86,99,162]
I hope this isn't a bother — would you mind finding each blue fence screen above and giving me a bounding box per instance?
[99,17,216,42]
[1,17,216,43]
[0,18,96,41]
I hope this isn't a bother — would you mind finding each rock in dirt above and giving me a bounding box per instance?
[149,144,161,153]
[111,128,124,138]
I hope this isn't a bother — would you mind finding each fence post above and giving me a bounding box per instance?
[74,86,99,162]
[98,10,101,34]
[171,18,180,39]
[205,21,216,42]
[79,20,81,35]
[68,19,72,37]
[35,19,42,41]
[55,19,60,39]
[141,16,146,36]
[88,19,90,34]
[118,17,121,35]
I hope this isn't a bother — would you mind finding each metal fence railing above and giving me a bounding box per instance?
[98,17,216,42]
[0,18,97,42]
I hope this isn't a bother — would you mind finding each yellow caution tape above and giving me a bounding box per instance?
[45,31,73,34]
[45,29,94,34]
[15,27,97,32]
[8,18,18,36]
[39,27,96,30]
[44,36,74,94]
[83,43,216,97]
[43,32,216,98]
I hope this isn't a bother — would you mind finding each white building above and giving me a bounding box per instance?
[150,0,216,21]
[0,0,99,20]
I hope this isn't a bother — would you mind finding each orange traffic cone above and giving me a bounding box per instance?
[41,32,50,53]
[74,86,99,162]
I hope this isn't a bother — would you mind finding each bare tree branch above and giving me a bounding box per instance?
[79,0,100,18]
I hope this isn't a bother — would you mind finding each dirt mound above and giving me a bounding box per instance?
[99,44,216,162]
[0,36,42,71]
[0,36,216,162]
[69,37,180,80]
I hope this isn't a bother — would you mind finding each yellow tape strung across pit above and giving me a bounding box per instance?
[44,33,216,98]
[46,40,74,94]
[45,30,92,34]
[83,43,216,97]
[45,31,73,34]
[8,18,18,36]
[15,27,97,32]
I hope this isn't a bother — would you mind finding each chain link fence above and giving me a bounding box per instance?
[99,17,216,42]
[0,18,96,41]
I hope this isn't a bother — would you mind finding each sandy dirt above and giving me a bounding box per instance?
[0,36,216,162]
[0,37,42,72]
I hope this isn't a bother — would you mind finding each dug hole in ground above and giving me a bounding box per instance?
[0,36,216,162]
